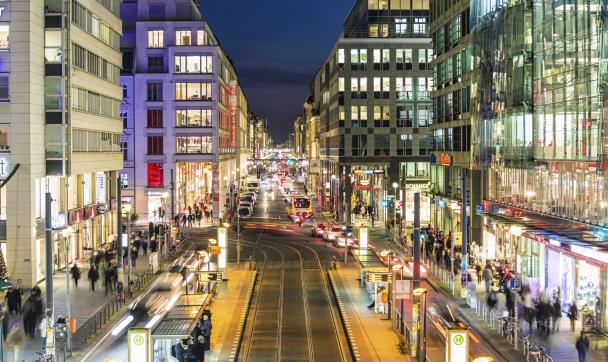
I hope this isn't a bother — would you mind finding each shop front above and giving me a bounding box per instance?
[350,166,387,222]
[176,162,213,212]
[67,200,115,263]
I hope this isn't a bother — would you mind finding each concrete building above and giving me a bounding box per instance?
[292,116,305,158]
[120,0,248,223]
[428,0,483,243]
[314,0,433,227]
[0,0,123,285]
[303,74,322,207]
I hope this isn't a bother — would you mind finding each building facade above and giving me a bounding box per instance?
[315,0,433,227]
[303,74,322,207]
[467,0,608,330]
[120,0,248,223]
[0,0,123,285]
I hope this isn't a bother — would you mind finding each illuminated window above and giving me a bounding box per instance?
[0,25,8,49]
[175,30,191,46]
[147,30,164,48]
[369,24,379,38]
[175,109,212,127]
[338,49,345,64]
[338,77,345,92]
[197,30,207,45]
[175,82,212,101]
[395,18,407,34]
[174,55,213,74]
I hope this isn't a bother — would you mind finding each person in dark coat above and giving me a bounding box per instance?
[201,313,212,351]
[0,306,9,341]
[569,303,578,332]
[70,264,81,288]
[5,287,22,315]
[575,331,590,362]
[22,292,43,337]
[88,265,99,291]
[506,290,515,317]
[172,339,187,362]
[444,251,451,271]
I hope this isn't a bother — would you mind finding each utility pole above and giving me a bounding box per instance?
[44,191,54,359]
[170,169,175,221]
[116,176,123,280]
[461,172,469,290]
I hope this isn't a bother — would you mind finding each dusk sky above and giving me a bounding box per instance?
[201,0,355,142]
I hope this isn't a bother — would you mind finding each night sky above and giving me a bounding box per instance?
[201,0,355,142]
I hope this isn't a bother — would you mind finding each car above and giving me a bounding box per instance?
[323,224,343,242]
[238,207,252,219]
[240,195,254,205]
[243,191,257,201]
[239,201,254,213]
[333,231,358,248]
[311,223,327,237]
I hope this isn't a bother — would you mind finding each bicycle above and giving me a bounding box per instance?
[36,352,55,362]
[521,334,531,356]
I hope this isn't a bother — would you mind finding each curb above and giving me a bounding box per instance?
[229,270,259,361]
[327,270,360,362]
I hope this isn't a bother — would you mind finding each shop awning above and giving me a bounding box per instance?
[482,202,608,250]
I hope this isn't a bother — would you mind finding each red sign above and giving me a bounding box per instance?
[229,83,237,149]
[147,163,164,187]
[440,154,452,166]
[68,208,84,225]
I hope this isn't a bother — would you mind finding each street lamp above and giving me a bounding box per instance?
[122,203,132,283]
[413,287,428,362]
[331,174,337,217]
[392,182,399,244]
[62,226,74,355]
[381,249,394,320]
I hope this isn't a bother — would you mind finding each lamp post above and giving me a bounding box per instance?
[122,203,132,283]
[62,226,74,355]
[381,249,394,320]
[413,287,428,362]
[331,174,337,218]
[392,182,399,244]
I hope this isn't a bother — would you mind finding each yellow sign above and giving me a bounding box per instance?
[367,272,392,283]
[209,246,221,255]
[454,232,463,246]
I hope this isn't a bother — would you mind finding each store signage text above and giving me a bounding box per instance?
[405,181,430,191]
[0,153,10,180]
[0,7,5,17]
[229,83,237,148]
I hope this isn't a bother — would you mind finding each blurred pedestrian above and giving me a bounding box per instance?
[201,313,212,351]
[552,297,562,332]
[5,287,22,315]
[88,265,99,292]
[482,265,493,293]
[142,238,148,256]
[1,304,9,341]
[70,263,81,288]
[575,331,590,362]
[569,303,578,332]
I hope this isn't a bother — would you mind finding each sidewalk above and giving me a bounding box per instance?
[365,223,608,361]
[330,262,406,362]
[206,264,256,361]
[1,252,154,361]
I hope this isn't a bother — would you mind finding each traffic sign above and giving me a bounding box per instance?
[446,328,469,362]
[198,271,224,282]
[366,272,392,283]
[209,246,221,255]
[508,277,520,291]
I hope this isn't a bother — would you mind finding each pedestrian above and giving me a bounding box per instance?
[487,288,498,311]
[575,331,590,362]
[172,339,187,362]
[569,303,579,332]
[506,290,515,318]
[552,297,562,332]
[522,287,534,333]
[189,335,205,362]
[104,264,113,297]
[5,287,21,315]
[482,265,493,293]
[39,312,51,349]
[70,263,81,288]
[444,251,451,271]
[475,262,482,284]
[130,246,137,266]
[142,238,148,256]
[151,237,158,253]
[88,265,99,292]
[201,313,212,351]
[0,304,9,341]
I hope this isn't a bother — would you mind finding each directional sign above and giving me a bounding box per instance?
[198,272,223,282]
[367,272,392,284]
[128,328,150,362]
[508,277,520,291]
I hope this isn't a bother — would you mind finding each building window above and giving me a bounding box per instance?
[147,163,164,187]
[351,105,368,128]
[418,49,429,70]
[0,74,8,101]
[175,30,191,46]
[338,49,345,65]
[397,134,413,156]
[148,56,164,73]
[197,30,208,45]
[418,77,432,99]
[45,30,62,63]
[396,77,413,100]
[147,30,164,48]
[121,111,127,129]
[413,17,427,34]
[175,82,212,101]
[174,55,213,74]
[147,109,163,128]
[147,135,163,155]
[147,82,163,101]
[0,25,8,49]
[121,141,128,161]
[397,105,413,127]
[339,106,345,127]
[374,135,390,156]
[369,24,379,38]
[176,136,213,154]
[351,135,368,156]
[395,18,407,34]
[396,49,412,70]
[175,109,212,127]
[350,49,368,71]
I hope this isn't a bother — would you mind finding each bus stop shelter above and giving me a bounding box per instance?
[151,293,211,361]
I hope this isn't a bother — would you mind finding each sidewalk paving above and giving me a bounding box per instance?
[362,220,608,362]
[2,251,154,361]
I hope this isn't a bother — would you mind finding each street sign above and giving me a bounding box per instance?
[454,232,463,246]
[395,279,412,299]
[198,272,223,282]
[209,246,221,255]
[128,328,150,362]
[366,272,392,283]
[508,277,521,291]
[446,328,469,362]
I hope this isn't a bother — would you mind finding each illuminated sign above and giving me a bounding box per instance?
[440,154,452,166]
[446,329,469,362]
[359,227,368,250]
[128,328,150,362]
[218,227,227,269]
[454,232,462,246]
[147,163,163,187]
[405,181,430,191]
[229,82,237,149]
[366,272,392,283]
[0,153,10,180]
[198,271,223,282]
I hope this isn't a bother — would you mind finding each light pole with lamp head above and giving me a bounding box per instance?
[413,287,428,362]
[381,249,394,320]
[331,174,337,219]
[122,203,132,283]
[62,226,74,355]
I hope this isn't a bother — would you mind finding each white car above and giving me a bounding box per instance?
[243,191,257,202]
[323,225,343,242]
[239,201,254,213]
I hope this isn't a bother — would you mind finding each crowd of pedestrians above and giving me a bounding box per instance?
[174,202,213,228]
[171,309,213,361]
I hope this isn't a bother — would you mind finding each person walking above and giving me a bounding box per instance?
[575,331,590,362]
[5,287,21,315]
[569,303,579,332]
[130,245,137,267]
[482,265,493,293]
[104,264,114,297]
[552,297,562,332]
[475,262,483,284]
[142,237,148,256]
[70,263,81,288]
[201,313,212,351]
[88,265,99,292]
[0,304,9,341]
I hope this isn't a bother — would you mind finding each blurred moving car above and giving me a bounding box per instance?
[323,224,343,242]
[311,223,327,237]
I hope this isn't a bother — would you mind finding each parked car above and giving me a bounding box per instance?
[238,207,252,219]
[239,201,254,213]
[311,223,327,237]
[240,195,255,205]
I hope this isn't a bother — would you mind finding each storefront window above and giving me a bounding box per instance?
[577,260,601,310]
[546,250,575,306]
[83,173,91,205]
[176,136,212,154]
[0,25,8,49]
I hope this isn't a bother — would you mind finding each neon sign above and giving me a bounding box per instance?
[229,82,237,150]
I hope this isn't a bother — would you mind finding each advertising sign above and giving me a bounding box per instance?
[0,153,10,180]
[454,232,463,246]
[198,271,223,282]
[411,303,419,357]
[395,279,412,300]
[128,328,150,362]
[446,329,469,362]
[359,227,368,250]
